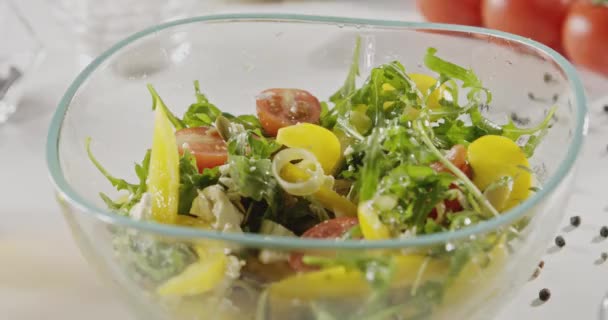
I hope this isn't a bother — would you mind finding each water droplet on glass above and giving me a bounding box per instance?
[445,242,455,252]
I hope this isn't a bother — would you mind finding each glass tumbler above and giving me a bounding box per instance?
[52,0,223,60]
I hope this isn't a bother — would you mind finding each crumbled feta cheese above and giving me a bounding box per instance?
[190,185,243,233]
[225,255,244,280]
[257,220,295,263]
[343,145,355,157]
[129,193,151,221]
[258,250,290,264]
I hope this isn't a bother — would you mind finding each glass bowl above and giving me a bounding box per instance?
[47,14,587,320]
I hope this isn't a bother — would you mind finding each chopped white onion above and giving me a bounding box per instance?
[271,148,325,196]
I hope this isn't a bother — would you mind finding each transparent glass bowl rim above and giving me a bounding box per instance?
[46,13,587,250]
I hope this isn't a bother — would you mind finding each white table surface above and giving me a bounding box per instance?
[1,1,607,319]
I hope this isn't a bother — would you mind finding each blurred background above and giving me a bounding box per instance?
[1,1,607,319]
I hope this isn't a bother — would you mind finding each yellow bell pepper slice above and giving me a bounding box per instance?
[409,73,447,109]
[269,254,448,300]
[358,200,391,240]
[270,266,370,300]
[276,123,341,174]
[281,163,357,217]
[468,135,532,210]
[148,89,180,224]
[175,215,211,229]
[157,251,227,297]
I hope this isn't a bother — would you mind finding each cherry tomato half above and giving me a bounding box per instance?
[288,217,360,272]
[175,126,228,172]
[417,0,483,26]
[482,0,573,53]
[430,144,472,178]
[429,144,471,219]
[256,88,321,136]
[563,1,608,76]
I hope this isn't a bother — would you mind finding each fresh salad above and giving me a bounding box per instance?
[87,38,555,319]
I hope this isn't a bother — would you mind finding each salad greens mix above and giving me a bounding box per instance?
[87,37,555,319]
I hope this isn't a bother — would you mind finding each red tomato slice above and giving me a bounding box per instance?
[256,88,321,136]
[175,126,228,172]
[429,144,471,219]
[417,0,483,26]
[288,217,359,272]
[563,2,608,76]
[430,144,471,177]
[482,0,573,53]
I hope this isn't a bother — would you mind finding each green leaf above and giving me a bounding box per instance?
[184,81,261,130]
[502,106,556,157]
[330,36,361,106]
[177,150,220,214]
[358,129,386,201]
[424,48,492,107]
[433,118,479,148]
[319,101,338,129]
[227,155,280,215]
[424,218,445,234]
[86,137,151,214]
[222,113,262,131]
[227,123,281,160]
[183,82,222,127]
[424,48,484,92]
[147,84,185,130]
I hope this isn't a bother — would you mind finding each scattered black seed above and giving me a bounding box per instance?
[555,235,566,247]
[569,216,581,227]
[601,252,608,261]
[530,268,541,280]
[510,112,531,126]
[528,92,536,100]
[539,288,551,301]
[600,226,608,238]
[603,104,608,113]
[543,72,557,84]
[538,260,545,268]
[552,93,559,103]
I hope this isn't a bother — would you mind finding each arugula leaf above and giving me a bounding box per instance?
[358,129,387,201]
[432,118,480,147]
[222,119,283,224]
[86,137,150,215]
[354,61,422,126]
[329,36,361,110]
[227,126,281,160]
[377,164,454,232]
[424,47,492,105]
[424,48,481,90]
[182,81,222,127]
[147,85,185,130]
[221,113,262,131]
[227,155,280,216]
[319,101,338,129]
[177,150,220,215]
[501,106,556,157]
[182,81,261,130]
